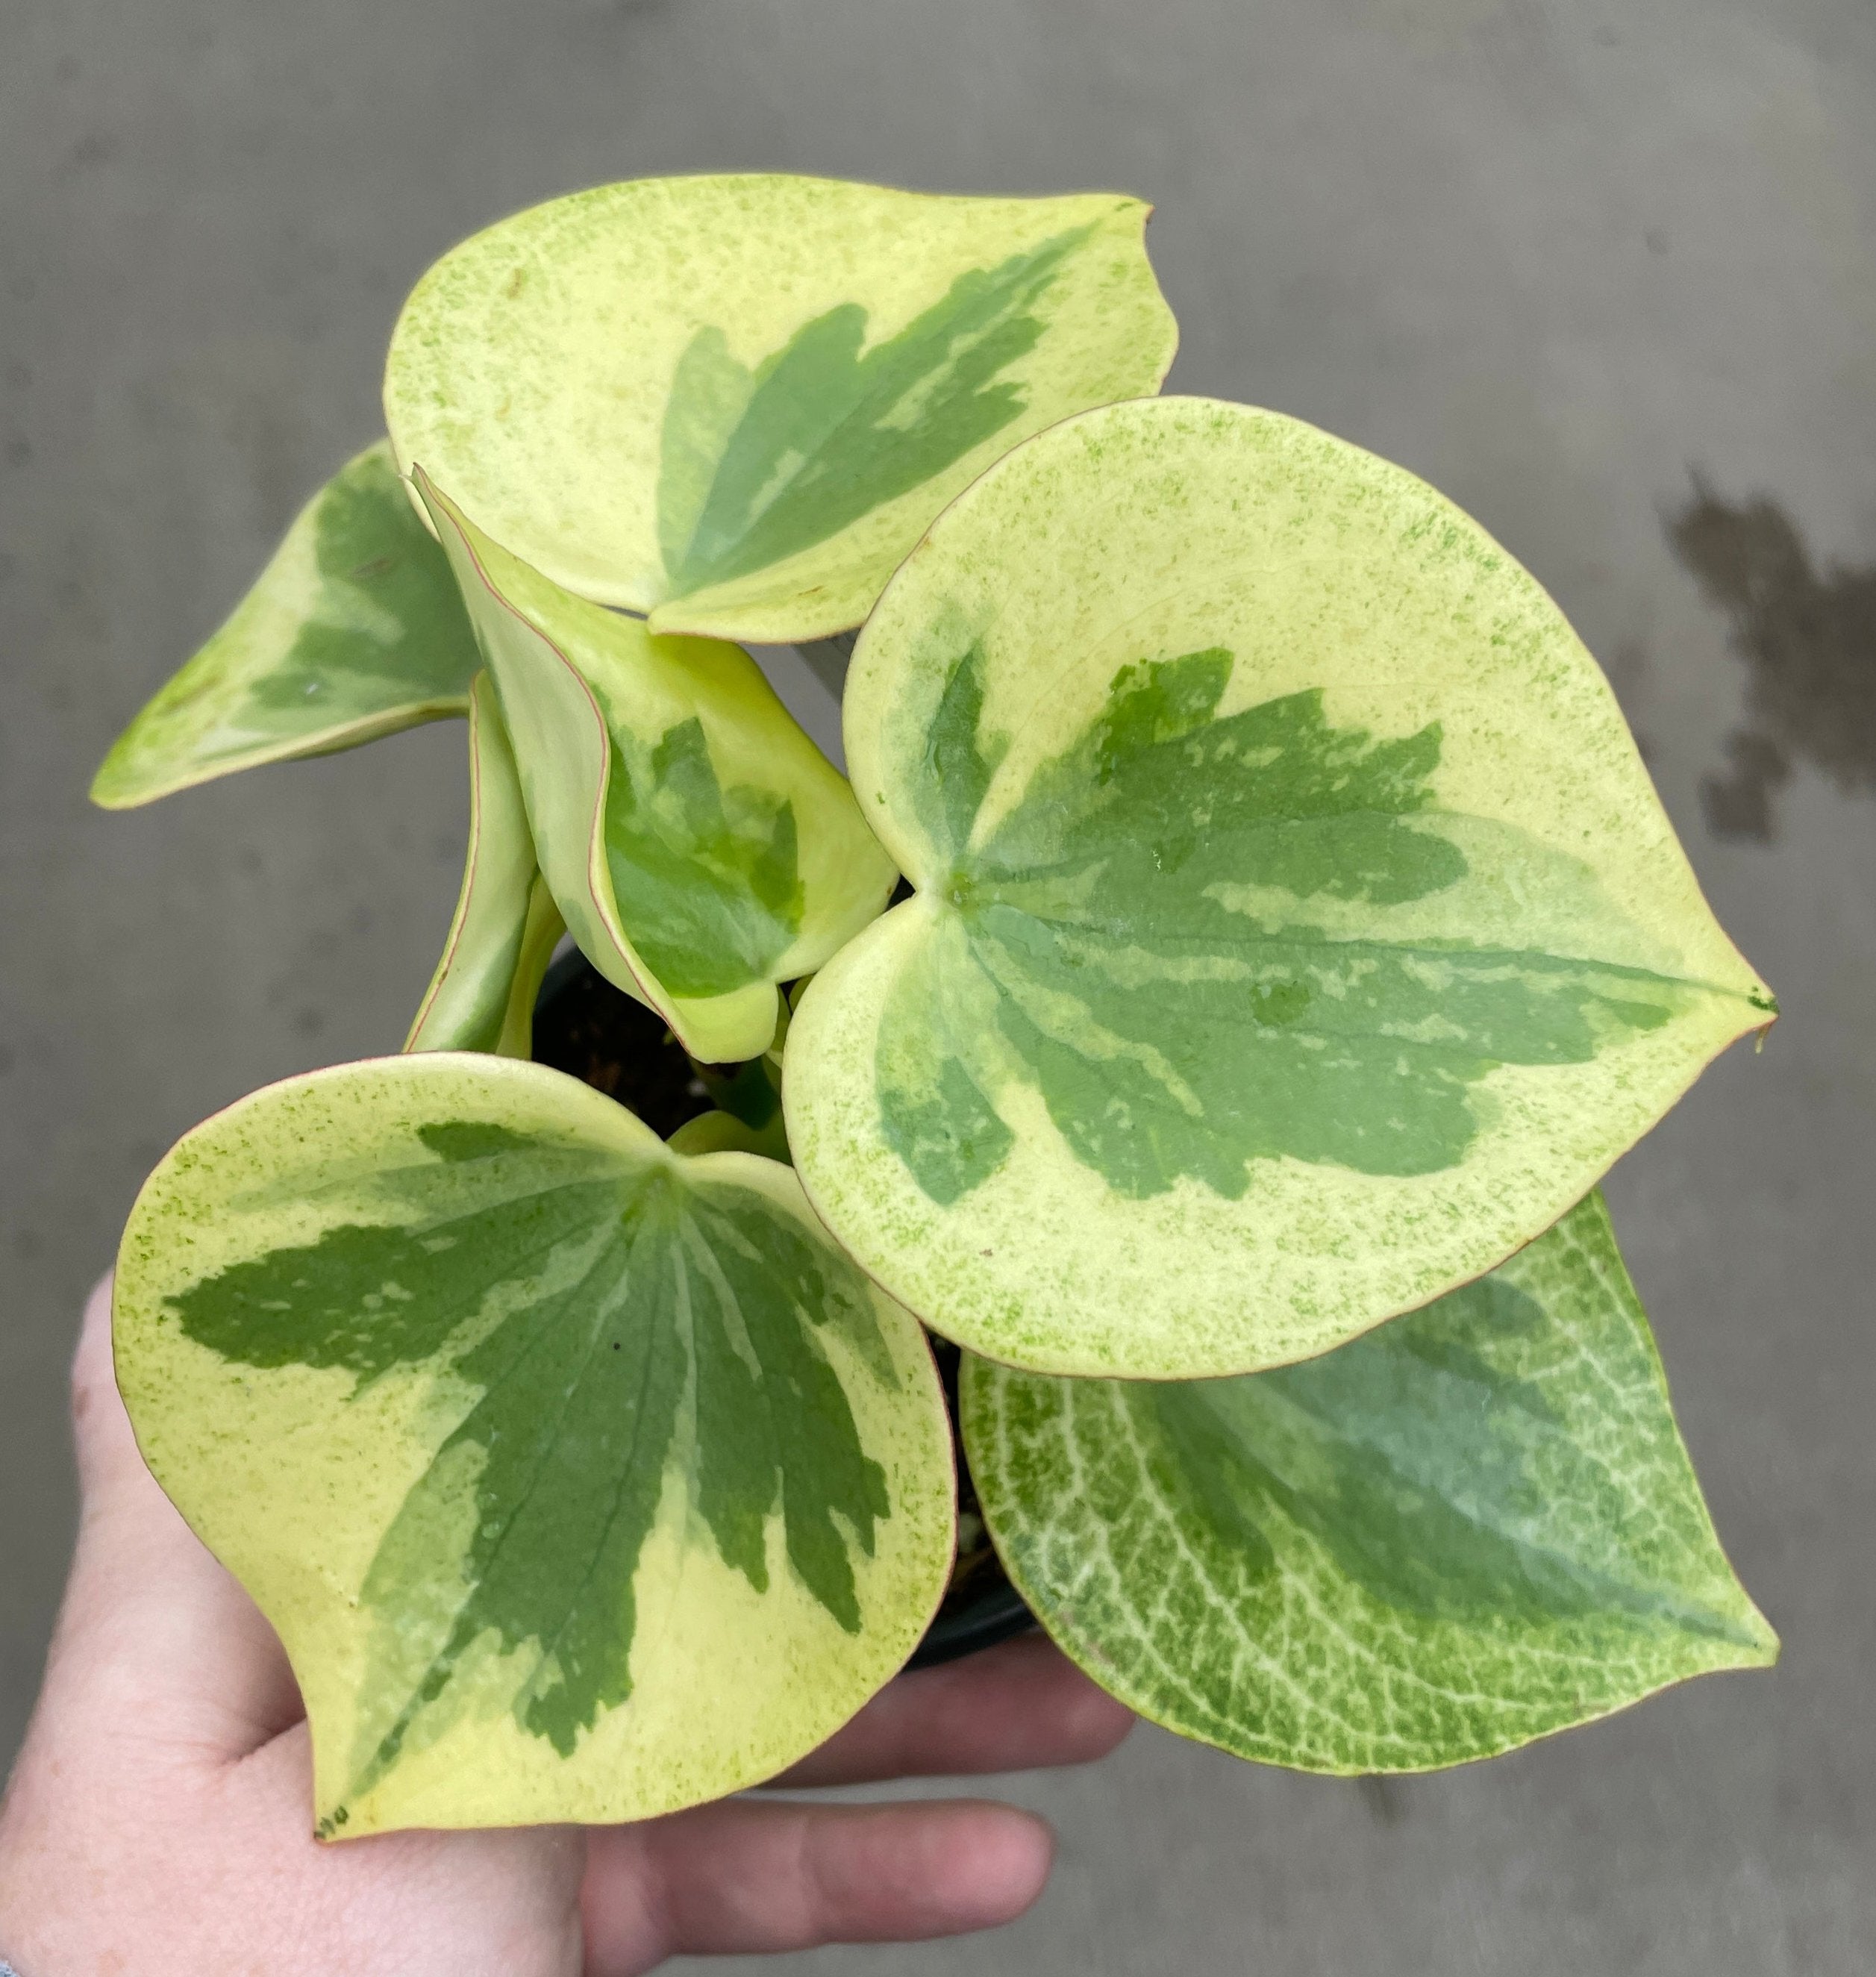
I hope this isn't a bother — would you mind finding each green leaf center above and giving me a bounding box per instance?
[165,1123,890,1796]
[657,228,1089,599]
[881,644,1702,1204]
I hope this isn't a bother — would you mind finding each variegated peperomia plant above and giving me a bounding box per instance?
[95,174,1777,1843]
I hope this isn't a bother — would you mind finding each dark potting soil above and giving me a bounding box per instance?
[926,1334,1010,1620]
[531,952,1033,1664]
[531,958,716,1138]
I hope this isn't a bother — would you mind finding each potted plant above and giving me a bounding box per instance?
[93,173,1777,1842]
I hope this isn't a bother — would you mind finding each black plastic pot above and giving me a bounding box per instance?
[531,949,1035,1670]
[906,1579,1034,1669]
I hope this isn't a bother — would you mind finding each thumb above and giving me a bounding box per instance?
[37,1272,304,1765]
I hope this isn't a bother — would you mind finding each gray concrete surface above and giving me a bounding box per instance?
[3,0,1872,1967]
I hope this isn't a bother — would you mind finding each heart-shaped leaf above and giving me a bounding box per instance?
[417,472,897,1064]
[404,673,564,1058]
[383,175,1178,643]
[963,1192,1776,1773]
[112,1053,954,1837]
[93,441,481,808]
[787,399,1774,1376]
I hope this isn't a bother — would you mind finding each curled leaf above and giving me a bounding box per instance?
[404,673,564,1058]
[416,470,896,1064]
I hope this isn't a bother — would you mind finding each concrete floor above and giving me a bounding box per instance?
[3,0,1872,1968]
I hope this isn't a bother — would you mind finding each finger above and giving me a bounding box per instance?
[582,1796,1054,1970]
[771,1632,1134,1787]
[43,1272,303,1764]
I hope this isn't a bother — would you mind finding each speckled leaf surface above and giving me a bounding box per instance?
[963,1193,1776,1773]
[92,442,481,808]
[383,175,1177,643]
[112,1053,954,1837]
[787,398,1773,1376]
[404,674,564,1058]
[416,472,896,1064]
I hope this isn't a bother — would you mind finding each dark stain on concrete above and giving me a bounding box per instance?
[1669,479,1876,842]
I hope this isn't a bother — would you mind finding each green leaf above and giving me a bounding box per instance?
[112,1053,954,1837]
[383,175,1177,643]
[963,1193,1777,1774]
[787,399,1775,1376]
[404,673,564,1058]
[91,441,481,808]
[415,471,897,1064]
[666,1106,792,1163]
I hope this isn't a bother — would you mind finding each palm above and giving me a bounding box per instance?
[0,1281,1131,1975]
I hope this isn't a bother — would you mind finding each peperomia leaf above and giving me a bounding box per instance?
[112,1052,954,1837]
[404,673,564,1058]
[381,175,1178,643]
[787,399,1775,1377]
[962,1192,1777,1773]
[416,471,897,1064]
[92,442,481,808]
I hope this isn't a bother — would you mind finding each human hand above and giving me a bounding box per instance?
[0,1278,1132,1975]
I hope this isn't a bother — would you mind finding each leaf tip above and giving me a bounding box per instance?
[1747,984,1779,1050]
[88,725,178,809]
[87,757,140,810]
